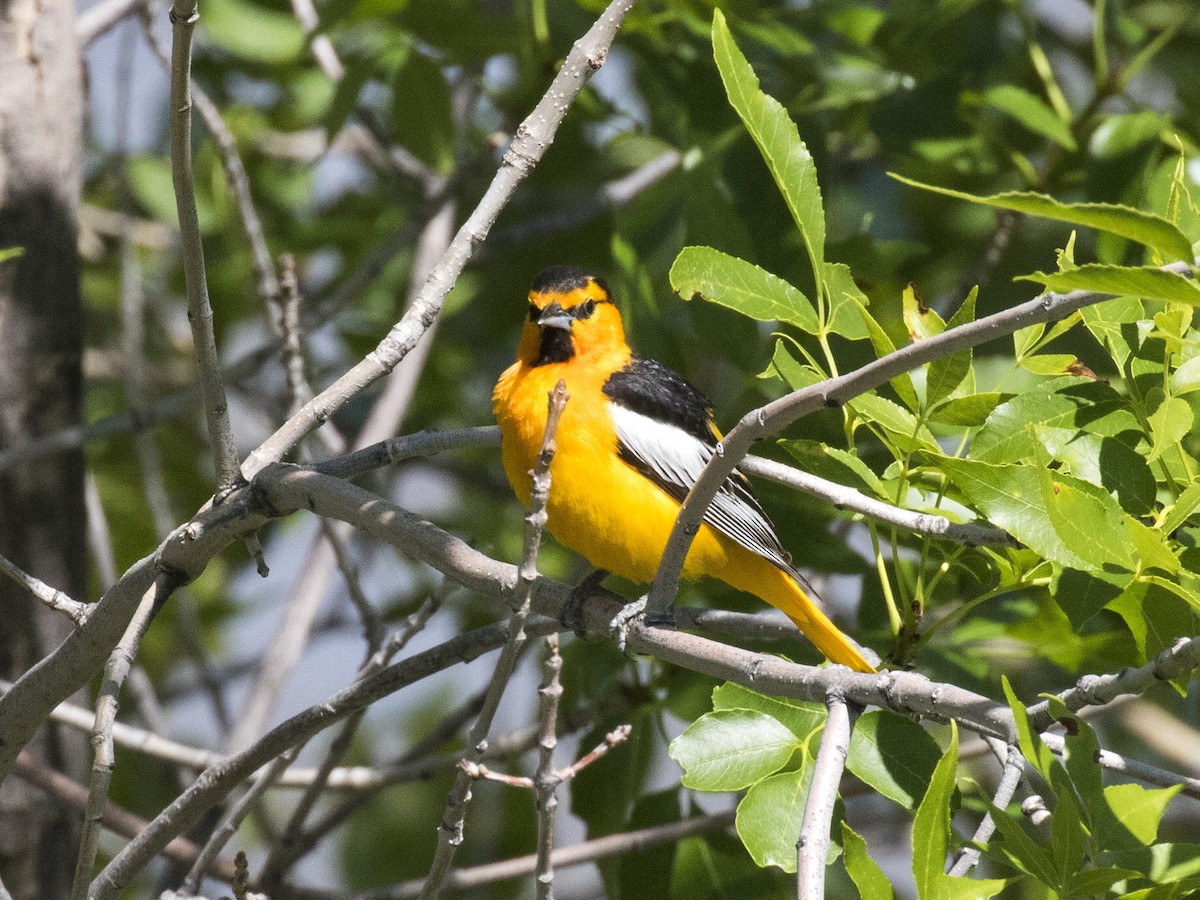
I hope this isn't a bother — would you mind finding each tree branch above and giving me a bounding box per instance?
[167,0,241,493]
[647,259,1198,617]
[239,0,636,478]
[0,553,90,626]
[797,695,858,898]
[420,381,568,899]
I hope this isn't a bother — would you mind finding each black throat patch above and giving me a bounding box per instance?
[534,327,575,366]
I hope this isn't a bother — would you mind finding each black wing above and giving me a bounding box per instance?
[603,355,793,572]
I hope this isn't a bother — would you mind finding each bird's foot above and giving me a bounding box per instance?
[608,596,676,652]
[560,568,609,637]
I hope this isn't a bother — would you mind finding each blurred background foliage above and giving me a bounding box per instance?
[77,0,1199,894]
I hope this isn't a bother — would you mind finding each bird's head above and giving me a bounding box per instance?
[518,265,626,367]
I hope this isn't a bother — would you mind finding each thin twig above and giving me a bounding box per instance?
[378,812,735,899]
[68,579,162,898]
[256,584,450,889]
[1041,731,1200,799]
[420,382,569,900]
[947,739,1024,876]
[647,259,1199,617]
[0,553,90,626]
[167,0,241,493]
[739,455,1016,547]
[89,617,564,899]
[143,7,282,313]
[797,695,858,899]
[1028,635,1200,730]
[240,0,636,478]
[180,745,301,893]
[534,634,562,899]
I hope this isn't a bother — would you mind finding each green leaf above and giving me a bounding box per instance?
[1089,111,1171,159]
[1017,265,1200,307]
[200,0,306,64]
[0,246,23,263]
[1051,567,1132,631]
[711,682,827,740]
[1063,867,1144,896]
[713,10,825,283]
[1001,677,1056,782]
[910,726,957,897]
[1125,518,1180,575]
[973,379,1135,465]
[928,392,1006,426]
[1161,482,1200,534]
[1081,296,1144,369]
[983,84,1077,150]
[903,283,945,340]
[825,262,871,340]
[850,392,940,452]
[926,286,977,406]
[1147,397,1194,462]
[735,762,814,873]
[781,440,887,499]
[670,709,802,792]
[1019,353,1080,376]
[843,823,896,900]
[853,298,919,411]
[670,246,818,333]
[1104,783,1182,846]
[1030,428,1156,518]
[987,805,1059,888]
[846,710,942,810]
[889,175,1194,263]
[1049,788,1086,884]
[767,338,823,391]
[936,458,1135,571]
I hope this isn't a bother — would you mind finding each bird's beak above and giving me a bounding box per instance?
[536,304,573,331]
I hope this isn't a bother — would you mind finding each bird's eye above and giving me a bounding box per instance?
[576,299,596,319]
[527,302,540,322]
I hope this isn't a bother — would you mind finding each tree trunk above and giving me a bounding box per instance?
[0,0,86,896]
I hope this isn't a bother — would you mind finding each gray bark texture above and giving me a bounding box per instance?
[0,0,87,896]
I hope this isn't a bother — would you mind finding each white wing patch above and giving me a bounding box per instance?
[609,404,793,572]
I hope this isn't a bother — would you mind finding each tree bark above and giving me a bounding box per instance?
[0,0,86,896]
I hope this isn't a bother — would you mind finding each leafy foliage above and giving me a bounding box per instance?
[72,0,1200,894]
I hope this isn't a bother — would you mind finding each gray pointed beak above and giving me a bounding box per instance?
[537,313,573,331]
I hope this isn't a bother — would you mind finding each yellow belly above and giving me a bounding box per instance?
[493,356,730,583]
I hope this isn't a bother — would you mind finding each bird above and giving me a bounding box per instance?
[492,264,877,673]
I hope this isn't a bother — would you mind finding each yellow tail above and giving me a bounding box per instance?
[720,548,877,673]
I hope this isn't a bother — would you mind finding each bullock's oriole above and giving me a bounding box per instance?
[493,265,876,673]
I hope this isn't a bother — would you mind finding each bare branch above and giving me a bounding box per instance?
[739,455,1016,547]
[0,553,90,626]
[947,738,1024,877]
[240,0,637,478]
[89,617,564,898]
[1041,731,1200,800]
[797,695,858,898]
[420,381,569,899]
[180,745,300,893]
[647,259,1198,617]
[533,634,562,900]
[69,580,161,898]
[1028,635,1200,730]
[167,0,241,493]
[379,812,735,898]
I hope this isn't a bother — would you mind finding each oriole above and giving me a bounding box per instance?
[493,265,876,673]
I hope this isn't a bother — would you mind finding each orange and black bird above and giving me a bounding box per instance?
[493,265,876,672]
